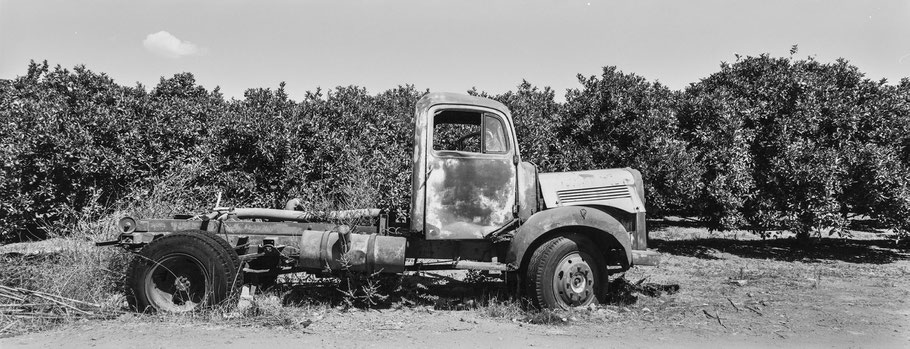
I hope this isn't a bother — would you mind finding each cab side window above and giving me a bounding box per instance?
[433,111,481,153]
[483,114,507,153]
[433,110,509,155]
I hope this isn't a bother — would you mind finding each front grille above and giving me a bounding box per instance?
[556,185,630,205]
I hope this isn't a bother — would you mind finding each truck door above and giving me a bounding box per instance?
[424,107,518,240]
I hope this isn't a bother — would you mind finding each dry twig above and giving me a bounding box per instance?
[726,297,740,312]
[703,309,727,329]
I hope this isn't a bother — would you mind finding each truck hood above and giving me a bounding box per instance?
[538,168,645,213]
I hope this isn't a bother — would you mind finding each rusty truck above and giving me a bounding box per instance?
[98,92,660,312]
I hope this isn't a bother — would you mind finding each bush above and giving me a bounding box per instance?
[2,56,908,242]
[558,67,703,216]
[1,62,151,240]
[679,54,910,237]
[470,81,564,171]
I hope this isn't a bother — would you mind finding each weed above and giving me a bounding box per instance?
[0,242,130,337]
[523,308,571,325]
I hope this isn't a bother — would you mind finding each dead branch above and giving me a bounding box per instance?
[0,303,54,308]
[27,293,92,315]
[0,285,101,308]
[0,292,25,302]
[745,305,763,316]
[703,309,727,329]
[726,297,740,312]
[0,320,19,334]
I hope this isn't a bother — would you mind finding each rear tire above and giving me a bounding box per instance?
[128,231,241,312]
[525,234,605,309]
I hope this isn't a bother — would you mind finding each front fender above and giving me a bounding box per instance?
[506,206,632,269]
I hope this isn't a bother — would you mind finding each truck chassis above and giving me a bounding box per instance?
[99,92,660,311]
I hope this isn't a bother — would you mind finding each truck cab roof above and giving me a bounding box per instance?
[417,92,509,114]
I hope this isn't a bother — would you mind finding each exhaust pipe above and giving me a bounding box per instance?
[231,207,381,222]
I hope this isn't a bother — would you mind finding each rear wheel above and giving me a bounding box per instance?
[525,234,605,309]
[128,231,241,312]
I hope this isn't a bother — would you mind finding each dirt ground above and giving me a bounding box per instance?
[2,227,909,348]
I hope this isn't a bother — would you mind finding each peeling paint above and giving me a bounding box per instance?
[425,152,516,239]
[538,169,645,214]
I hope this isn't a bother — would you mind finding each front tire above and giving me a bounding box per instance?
[127,231,241,312]
[525,234,605,309]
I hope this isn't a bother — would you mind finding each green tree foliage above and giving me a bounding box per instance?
[559,67,703,216]
[675,85,754,229]
[470,81,563,171]
[2,56,908,242]
[209,83,299,207]
[679,54,910,237]
[291,85,422,219]
[1,61,153,239]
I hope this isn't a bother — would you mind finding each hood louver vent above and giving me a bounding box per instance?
[556,185,630,205]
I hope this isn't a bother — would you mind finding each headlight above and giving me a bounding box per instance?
[118,217,136,233]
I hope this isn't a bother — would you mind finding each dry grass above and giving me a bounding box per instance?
[0,238,129,337]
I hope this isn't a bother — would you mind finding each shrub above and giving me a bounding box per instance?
[680,54,910,237]
[559,67,703,216]
[1,62,151,240]
[2,57,908,242]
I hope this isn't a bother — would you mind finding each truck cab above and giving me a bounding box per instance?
[407,92,657,307]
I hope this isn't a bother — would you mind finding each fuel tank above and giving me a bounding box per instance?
[296,230,406,273]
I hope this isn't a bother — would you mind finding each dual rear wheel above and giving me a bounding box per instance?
[127,231,241,312]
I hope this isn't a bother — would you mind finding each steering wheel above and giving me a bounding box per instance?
[454,131,480,151]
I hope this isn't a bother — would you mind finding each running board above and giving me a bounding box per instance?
[406,260,512,271]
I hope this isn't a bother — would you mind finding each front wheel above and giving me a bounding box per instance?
[525,235,605,309]
[127,231,241,312]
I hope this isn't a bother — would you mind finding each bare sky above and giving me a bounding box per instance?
[1,0,908,100]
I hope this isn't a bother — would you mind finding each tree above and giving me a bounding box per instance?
[0,61,151,240]
[680,54,910,238]
[560,67,703,216]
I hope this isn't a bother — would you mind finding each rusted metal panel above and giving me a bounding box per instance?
[423,106,519,240]
[626,168,649,250]
[507,206,632,269]
[538,169,645,214]
[415,92,511,115]
[297,231,406,273]
[141,219,208,233]
[411,93,517,237]
[404,239,499,261]
[633,211,647,250]
[409,98,430,234]
[517,161,539,221]
[424,156,517,239]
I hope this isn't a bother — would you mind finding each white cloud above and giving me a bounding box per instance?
[142,31,202,58]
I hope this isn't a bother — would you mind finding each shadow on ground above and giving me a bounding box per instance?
[649,217,895,234]
[272,271,677,310]
[275,271,518,310]
[652,237,909,264]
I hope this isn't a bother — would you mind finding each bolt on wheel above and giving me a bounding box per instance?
[526,234,605,309]
[145,253,209,312]
[552,251,596,307]
[128,231,241,313]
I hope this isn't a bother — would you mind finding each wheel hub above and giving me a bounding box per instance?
[146,254,208,312]
[553,252,596,307]
[174,276,191,292]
